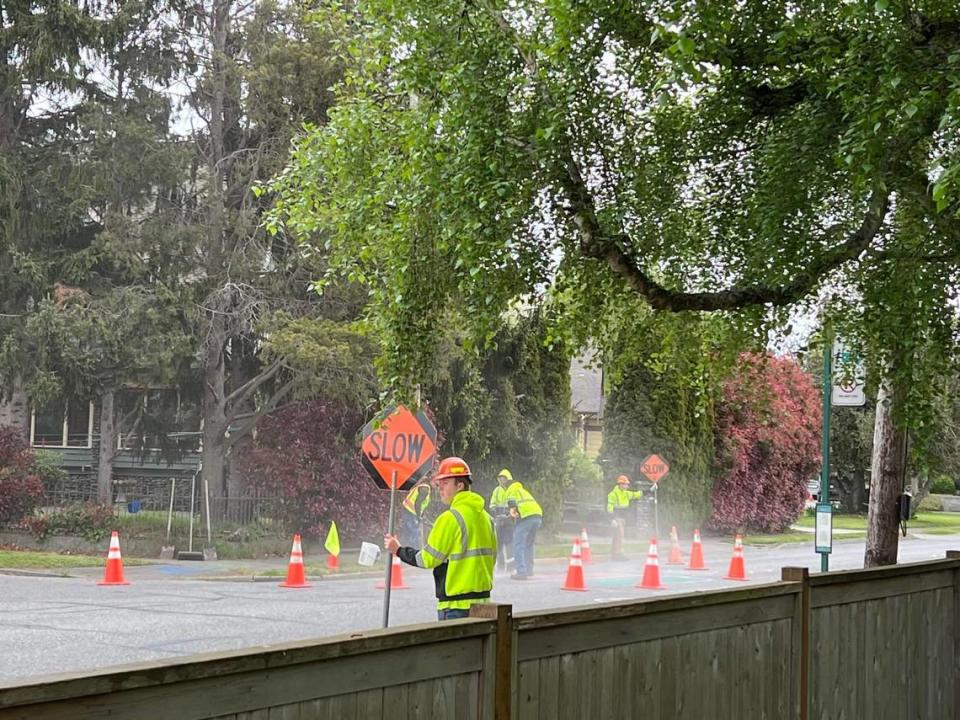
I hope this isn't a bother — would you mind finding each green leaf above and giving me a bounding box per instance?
[677,37,696,56]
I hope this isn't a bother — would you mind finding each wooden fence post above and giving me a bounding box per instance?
[782,566,810,720]
[946,551,960,719]
[470,602,513,720]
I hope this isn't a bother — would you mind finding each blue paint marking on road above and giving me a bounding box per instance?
[156,564,205,576]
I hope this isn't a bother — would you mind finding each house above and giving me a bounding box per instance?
[570,352,604,458]
[4,388,201,506]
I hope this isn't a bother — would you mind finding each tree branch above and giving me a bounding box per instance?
[224,356,284,419]
[560,152,891,312]
[224,379,297,449]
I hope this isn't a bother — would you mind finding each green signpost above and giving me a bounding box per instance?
[819,338,832,571]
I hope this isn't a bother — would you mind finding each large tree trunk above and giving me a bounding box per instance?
[97,390,115,505]
[864,380,908,567]
[202,333,228,523]
[0,378,30,437]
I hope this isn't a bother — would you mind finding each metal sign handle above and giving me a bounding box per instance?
[382,470,398,628]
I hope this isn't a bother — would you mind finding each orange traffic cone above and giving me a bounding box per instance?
[667,526,684,565]
[376,554,410,590]
[98,531,129,586]
[636,538,665,590]
[724,534,748,581]
[279,534,312,588]
[580,528,593,564]
[687,528,708,570]
[561,538,589,592]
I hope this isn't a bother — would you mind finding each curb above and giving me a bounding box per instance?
[0,568,74,579]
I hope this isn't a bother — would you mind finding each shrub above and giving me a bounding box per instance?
[710,354,822,533]
[563,447,604,503]
[930,475,956,495]
[0,426,46,524]
[235,399,389,545]
[24,503,116,542]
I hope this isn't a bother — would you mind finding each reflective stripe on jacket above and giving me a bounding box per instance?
[505,481,543,519]
[607,486,643,513]
[415,490,496,610]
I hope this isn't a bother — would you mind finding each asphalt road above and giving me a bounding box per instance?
[2,533,959,684]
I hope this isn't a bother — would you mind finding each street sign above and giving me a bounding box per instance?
[831,339,866,407]
[361,405,438,490]
[815,502,833,553]
[640,454,669,483]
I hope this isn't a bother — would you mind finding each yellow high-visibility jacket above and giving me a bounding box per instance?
[505,481,543,519]
[607,486,643,513]
[398,490,496,610]
[402,482,431,517]
[489,485,508,511]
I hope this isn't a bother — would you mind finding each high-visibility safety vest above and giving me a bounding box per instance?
[402,482,431,517]
[489,485,508,510]
[416,490,497,610]
[607,486,643,513]
[505,481,543,519]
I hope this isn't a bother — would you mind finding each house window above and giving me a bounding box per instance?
[31,399,94,448]
[116,389,201,452]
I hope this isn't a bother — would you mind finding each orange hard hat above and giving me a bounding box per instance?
[617,474,630,485]
[434,456,472,482]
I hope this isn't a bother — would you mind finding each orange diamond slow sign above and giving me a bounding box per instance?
[640,454,669,484]
[361,405,438,490]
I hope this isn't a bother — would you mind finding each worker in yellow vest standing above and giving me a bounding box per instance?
[399,479,431,549]
[607,474,643,560]
[385,457,497,620]
[505,474,543,580]
[489,469,515,573]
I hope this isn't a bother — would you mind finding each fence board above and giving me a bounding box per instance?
[535,656,559,720]
[517,593,795,662]
[0,633,487,720]
[811,568,954,608]
[810,571,955,720]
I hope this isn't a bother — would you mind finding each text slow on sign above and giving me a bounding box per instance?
[361,405,438,490]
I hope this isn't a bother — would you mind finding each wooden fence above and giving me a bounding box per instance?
[1,554,957,719]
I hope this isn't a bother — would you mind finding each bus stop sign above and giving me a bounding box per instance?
[361,405,438,490]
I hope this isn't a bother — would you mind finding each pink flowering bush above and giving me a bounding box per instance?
[710,354,821,533]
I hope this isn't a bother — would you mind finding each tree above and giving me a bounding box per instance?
[0,0,199,504]
[597,313,720,526]
[274,0,960,566]
[422,314,575,523]
[710,354,821,533]
[170,0,344,508]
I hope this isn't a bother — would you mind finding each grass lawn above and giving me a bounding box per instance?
[0,550,150,570]
[794,511,960,533]
[741,532,837,545]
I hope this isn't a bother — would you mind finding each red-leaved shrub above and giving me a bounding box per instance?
[0,426,46,524]
[235,400,389,545]
[710,354,821,533]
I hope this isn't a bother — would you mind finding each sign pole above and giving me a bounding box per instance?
[653,484,659,539]
[382,470,398,629]
[819,337,832,572]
